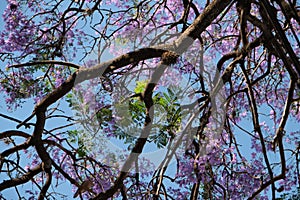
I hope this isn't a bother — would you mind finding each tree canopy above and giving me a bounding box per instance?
[0,0,300,199]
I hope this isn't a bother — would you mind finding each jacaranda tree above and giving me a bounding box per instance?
[0,0,299,199]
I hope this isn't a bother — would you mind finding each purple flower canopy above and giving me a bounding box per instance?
[0,0,300,199]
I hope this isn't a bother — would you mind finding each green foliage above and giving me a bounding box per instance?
[65,81,184,151]
[148,87,182,148]
[96,106,113,128]
[65,93,73,107]
[134,80,147,94]
[67,130,87,157]
[114,82,183,149]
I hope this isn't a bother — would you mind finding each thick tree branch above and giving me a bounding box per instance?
[0,164,43,191]
[0,130,31,139]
